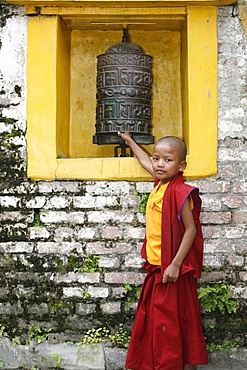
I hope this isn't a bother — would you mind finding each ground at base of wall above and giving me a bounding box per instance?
[0,337,247,370]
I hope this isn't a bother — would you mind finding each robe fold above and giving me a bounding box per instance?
[125,172,208,370]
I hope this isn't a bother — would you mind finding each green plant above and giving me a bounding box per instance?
[79,327,110,347]
[78,324,130,349]
[50,353,62,368]
[32,210,44,228]
[0,325,7,337]
[29,324,51,344]
[198,283,236,314]
[124,283,142,311]
[206,340,238,355]
[109,323,130,348]
[0,357,3,368]
[134,191,150,215]
[82,290,90,299]
[78,255,101,273]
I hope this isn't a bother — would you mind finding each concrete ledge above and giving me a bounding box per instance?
[0,337,247,369]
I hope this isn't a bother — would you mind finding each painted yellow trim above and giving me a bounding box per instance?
[27,16,71,179]
[26,5,218,181]
[183,6,218,177]
[239,0,247,37]
[6,0,236,8]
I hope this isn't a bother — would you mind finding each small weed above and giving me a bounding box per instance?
[109,323,130,348]
[50,353,63,368]
[78,324,130,349]
[79,327,110,347]
[32,210,44,228]
[198,283,236,314]
[207,340,238,355]
[124,283,142,311]
[29,324,51,344]
[78,255,101,273]
[134,191,150,215]
[0,357,3,368]
[82,290,90,299]
[0,324,7,337]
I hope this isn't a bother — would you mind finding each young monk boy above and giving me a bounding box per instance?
[118,132,208,370]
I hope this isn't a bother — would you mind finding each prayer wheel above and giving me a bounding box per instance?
[93,29,154,155]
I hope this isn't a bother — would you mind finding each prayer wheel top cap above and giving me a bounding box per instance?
[104,28,145,55]
[105,42,145,54]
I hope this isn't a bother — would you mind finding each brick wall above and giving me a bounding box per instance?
[0,3,246,348]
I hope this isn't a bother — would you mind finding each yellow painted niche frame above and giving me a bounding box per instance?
[8,0,230,180]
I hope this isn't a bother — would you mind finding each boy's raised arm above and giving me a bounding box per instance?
[118,132,154,177]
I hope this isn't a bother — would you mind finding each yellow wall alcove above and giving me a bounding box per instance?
[6,0,227,180]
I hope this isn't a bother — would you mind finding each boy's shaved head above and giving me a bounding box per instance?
[154,136,187,161]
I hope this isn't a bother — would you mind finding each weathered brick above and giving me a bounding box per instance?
[76,302,97,315]
[87,210,134,224]
[188,180,231,193]
[63,287,84,298]
[0,211,33,223]
[135,182,153,193]
[203,255,224,269]
[239,272,247,282]
[232,287,247,299]
[86,242,132,255]
[199,195,222,211]
[0,302,23,315]
[218,163,240,179]
[40,211,85,224]
[222,195,243,209]
[124,227,145,239]
[232,210,247,223]
[200,211,231,224]
[0,196,20,208]
[88,286,109,298]
[235,242,247,254]
[226,255,245,267]
[199,272,235,284]
[124,254,144,268]
[73,195,118,209]
[98,256,120,269]
[111,287,126,298]
[29,227,50,239]
[101,226,123,239]
[0,242,33,253]
[38,181,82,194]
[54,227,74,241]
[225,226,245,239]
[27,303,49,316]
[204,240,236,253]
[232,180,247,193]
[120,194,140,209]
[218,148,247,162]
[52,272,100,284]
[26,197,46,208]
[37,242,82,254]
[104,272,145,285]
[85,181,132,196]
[202,225,225,239]
[76,227,97,240]
[45,196,73,209]
[101,301,121,314]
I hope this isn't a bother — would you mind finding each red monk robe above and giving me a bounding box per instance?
[125,172,208,370]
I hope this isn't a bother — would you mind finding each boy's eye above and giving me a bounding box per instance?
[165,159,171,162]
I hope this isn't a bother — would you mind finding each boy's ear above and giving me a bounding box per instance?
[179,161,187,171]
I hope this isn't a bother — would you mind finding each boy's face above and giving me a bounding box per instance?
[152,142,186,185]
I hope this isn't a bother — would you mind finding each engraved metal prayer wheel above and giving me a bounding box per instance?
[93,29,154,155]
